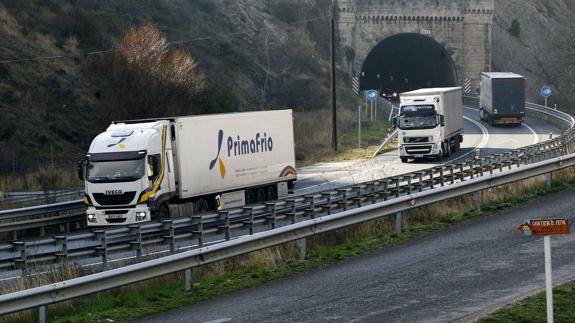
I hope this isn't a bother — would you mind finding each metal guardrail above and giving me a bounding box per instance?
[2,152,575,316]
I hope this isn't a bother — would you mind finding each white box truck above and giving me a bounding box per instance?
[479,72,525,126]
[78,110,297,226]
[395,87,464,163]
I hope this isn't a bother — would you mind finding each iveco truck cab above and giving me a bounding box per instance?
[395,87,464,163]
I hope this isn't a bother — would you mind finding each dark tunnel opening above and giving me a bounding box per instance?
[359,33,457,96]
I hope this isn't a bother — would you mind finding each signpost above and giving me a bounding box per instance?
[541,86,552,108]
[517,218,570,323]
[367,90,377,122]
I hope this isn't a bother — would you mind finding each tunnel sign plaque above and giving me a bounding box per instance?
[517,218,569,236]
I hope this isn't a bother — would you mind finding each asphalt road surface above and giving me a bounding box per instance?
[294,107,560,196]
[137,189,575,323]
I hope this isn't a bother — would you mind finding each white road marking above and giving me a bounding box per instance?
[522,122,539,145]
[446,115,489,164]
[203,319,232,323]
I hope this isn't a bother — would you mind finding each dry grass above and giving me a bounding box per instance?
[0,166,81,193]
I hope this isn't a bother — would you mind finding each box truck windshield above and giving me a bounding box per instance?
[399,105,437,129]
[87,158,146,183]
[494,79,523,115]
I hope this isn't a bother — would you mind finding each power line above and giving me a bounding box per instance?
[0,14,331,65]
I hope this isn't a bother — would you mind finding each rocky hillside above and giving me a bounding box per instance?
[493,0,575,108]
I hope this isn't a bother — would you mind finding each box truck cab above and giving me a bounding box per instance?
[479,72,525,126]
[79,110,297,226]
[395,87,464,163]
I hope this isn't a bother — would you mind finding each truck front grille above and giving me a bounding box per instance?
[404,137,429,143]
[93,192,136,206]
[405,145,432,154]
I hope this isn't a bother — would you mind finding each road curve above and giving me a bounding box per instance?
[136,189,575,323]
[294,108,560,196]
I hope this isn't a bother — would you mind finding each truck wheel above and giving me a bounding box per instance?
[454,137,461,152]
[194,198,209,214]
[158,204,170,220]
[400,156,408,163]
[265,186,276,201]
[256,188,266,203]
[245,189,256,205]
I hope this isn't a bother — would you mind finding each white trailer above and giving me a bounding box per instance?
[480,72,525,126]
[79,110,296,226]
[395,87,464,162]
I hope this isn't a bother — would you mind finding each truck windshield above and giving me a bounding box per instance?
[87,159,145,183]
[399,105,437,129]
[494,79,524,115]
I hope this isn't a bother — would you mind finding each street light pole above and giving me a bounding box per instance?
[330,13,337,151]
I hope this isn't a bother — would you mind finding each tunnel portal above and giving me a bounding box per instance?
[359,33,457,95]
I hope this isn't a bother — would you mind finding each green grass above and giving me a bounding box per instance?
[10,171,575,323]
[479,280,575,323]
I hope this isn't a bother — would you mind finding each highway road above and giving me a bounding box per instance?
[137,188,575,323]
[294,107,560,196]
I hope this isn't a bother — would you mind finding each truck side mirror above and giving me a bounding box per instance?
[392,116,398,128]
[77,158,87,181]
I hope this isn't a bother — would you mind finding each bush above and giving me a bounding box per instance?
[509,19,520,38]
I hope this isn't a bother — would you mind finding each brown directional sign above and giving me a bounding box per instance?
[517,219,570,236]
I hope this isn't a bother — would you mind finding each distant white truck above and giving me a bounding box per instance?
[395,87,464,163]
[479,72,525,126]
[79,110,297,226]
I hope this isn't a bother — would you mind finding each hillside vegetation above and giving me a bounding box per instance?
[0,0,358,173]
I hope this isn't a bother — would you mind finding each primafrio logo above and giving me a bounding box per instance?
[209,129,274,179]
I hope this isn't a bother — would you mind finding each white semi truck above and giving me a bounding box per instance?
[479,72,525,126]
[395,87,464,163]
[79,110,297,226]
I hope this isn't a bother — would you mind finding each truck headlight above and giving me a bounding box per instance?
[136,212,147,221]
[87,213,97,223]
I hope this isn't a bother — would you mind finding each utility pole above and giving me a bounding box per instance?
[330,8,338,151]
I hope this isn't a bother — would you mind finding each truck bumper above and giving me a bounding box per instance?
[86,205,151,226]
[399,143,440,159]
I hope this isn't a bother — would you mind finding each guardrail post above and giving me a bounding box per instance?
[265,202,277,229]
[298,238,307,261]
[395,177,401,197]
[95,230,108,269]
[546,172,553,188]
[395,212,403,234]
[304,196,315,219]
[55,236,68,262]
[243,207,255,235]
[337,189,349,211]
[129,225,142,257]
[322,192,333,215]
[417,172,424,192]
[382,180,389,201]
[185,268,193,293]
[476,190,484,210]
[450,165,455,184]
[352,185,363,206]
[407,175,412,194]
[218,211,230,241]
[366,182,377,204]
[192,215,204,247]
[440,167,445,187]
[13,241,27,274]
[39,305,46,323]
[162,220,175,254]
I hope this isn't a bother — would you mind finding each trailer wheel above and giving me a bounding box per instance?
[194,198,209,214]
[256,188,266,203]
[246,189,256,205]
[454,137,461,152]
[265,186,276,201]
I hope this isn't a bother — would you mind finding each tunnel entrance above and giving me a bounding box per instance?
[359,33,457,96]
